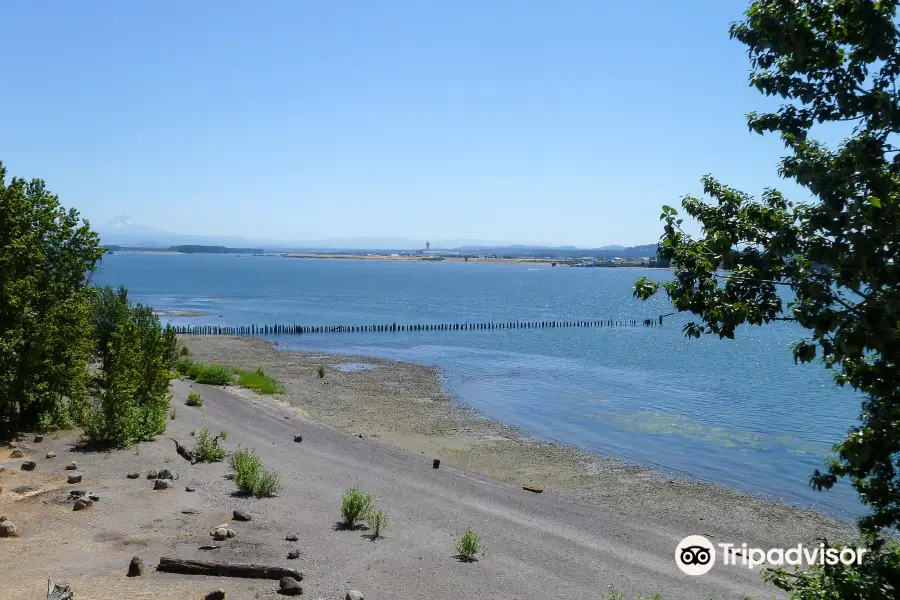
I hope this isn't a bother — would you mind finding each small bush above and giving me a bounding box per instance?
[229,446,281,497]
[255,366,265,376]
[192,363,234,385]
[234,368,283,394]
[193,428,227,462]
[176,357,194,376]
[185,392,203,407]
[339,485,373,528]
[170,408,176,420]
[317,365,325,378]
[180,345,190,357]
[456,527,482,561]
[366,503,389,539]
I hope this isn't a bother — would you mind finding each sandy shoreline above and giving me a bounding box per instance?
[0,334,858,599]
[180,335,852,544]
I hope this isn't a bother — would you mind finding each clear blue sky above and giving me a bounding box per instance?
[1,1,804,247]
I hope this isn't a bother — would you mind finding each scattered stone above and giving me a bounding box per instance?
[209,524,236,540]
[279,577,303,596]
[89,493,100,502]
[10,449,24,458]
[433,459,440,469]
[45,451,56,459]
[522,485,543,494]
[293,434,303,443]
[127,556,144,577]
[0,520,18,537]
[185,486,196,492]
[153,480,170,490]
[65,461,77,470]
[67,474,83,484]
[285,534,299,542]
[181,509,199,514]
[232,510,251,522]
[146,469,158,479]
[357,433,364,439]
[206,590,226,600]
[346,591,364,600]
[287,550,300,560]
[0,516,6,522]
[69,490,86,498]
[33,435,43,443]
[73,497,92,511]
[126,472,140,479]
[157,469,178,480]
[20,460,36,471]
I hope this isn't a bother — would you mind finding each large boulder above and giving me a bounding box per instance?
[20,461,36,471]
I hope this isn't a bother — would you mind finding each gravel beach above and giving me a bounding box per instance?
[0,335,854,600]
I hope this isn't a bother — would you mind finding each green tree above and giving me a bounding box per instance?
[85,296,178,446]
[92,285,131,372]
[634,1,900,597]
[0,162,103,434]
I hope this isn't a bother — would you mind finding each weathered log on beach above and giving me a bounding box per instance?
[156,557,304,581]
[173,438,196,464]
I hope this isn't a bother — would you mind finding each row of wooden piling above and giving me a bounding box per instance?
[173,316,666,336]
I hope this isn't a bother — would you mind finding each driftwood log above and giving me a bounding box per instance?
[47,580,73,600]
[172,438,196,464]
[157,557,303,581]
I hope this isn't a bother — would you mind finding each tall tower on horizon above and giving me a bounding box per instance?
[426,241,430,251]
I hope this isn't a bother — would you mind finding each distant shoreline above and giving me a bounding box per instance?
[281,252,666,267]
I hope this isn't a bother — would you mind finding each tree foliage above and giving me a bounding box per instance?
[635,0,900,597]
[84,287,178,446]
[0,162,103,434]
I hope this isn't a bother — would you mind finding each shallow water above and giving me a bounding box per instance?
[94,253,863,518]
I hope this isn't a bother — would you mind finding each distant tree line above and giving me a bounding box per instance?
[1,161,178,444]
[103,244,263,254]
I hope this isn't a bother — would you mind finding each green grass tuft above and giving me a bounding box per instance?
[229,446,282,497]
[317,365,325,378]
[185,392,203,407]
[339,485,373,529]
[234,368,283,394]
[178,358,282,394]
[366,503,389,539]
[456,527,482,561]
[193,428,227,462]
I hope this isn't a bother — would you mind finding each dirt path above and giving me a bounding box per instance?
[0,368,852,599]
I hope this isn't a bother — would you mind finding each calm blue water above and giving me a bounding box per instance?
[94,253,864,519]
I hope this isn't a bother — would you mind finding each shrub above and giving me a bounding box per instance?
[317,365,325,378]
[339,485,373,529]
[229,446,281,497]
[176,357,194,376]
[456,527,481,561]
[193,428,227,462]
[234,368,283,394]
[180,345,190,357]
[185,392,203,407]
[191,363,234,385]
[255,366,265,376]
[366,503,389,539]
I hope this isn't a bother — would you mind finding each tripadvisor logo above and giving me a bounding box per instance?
[675,535,868,576]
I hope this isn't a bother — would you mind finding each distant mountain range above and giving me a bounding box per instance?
[94,215,658,258]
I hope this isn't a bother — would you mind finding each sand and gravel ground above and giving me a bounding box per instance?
[0,335,853,600]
